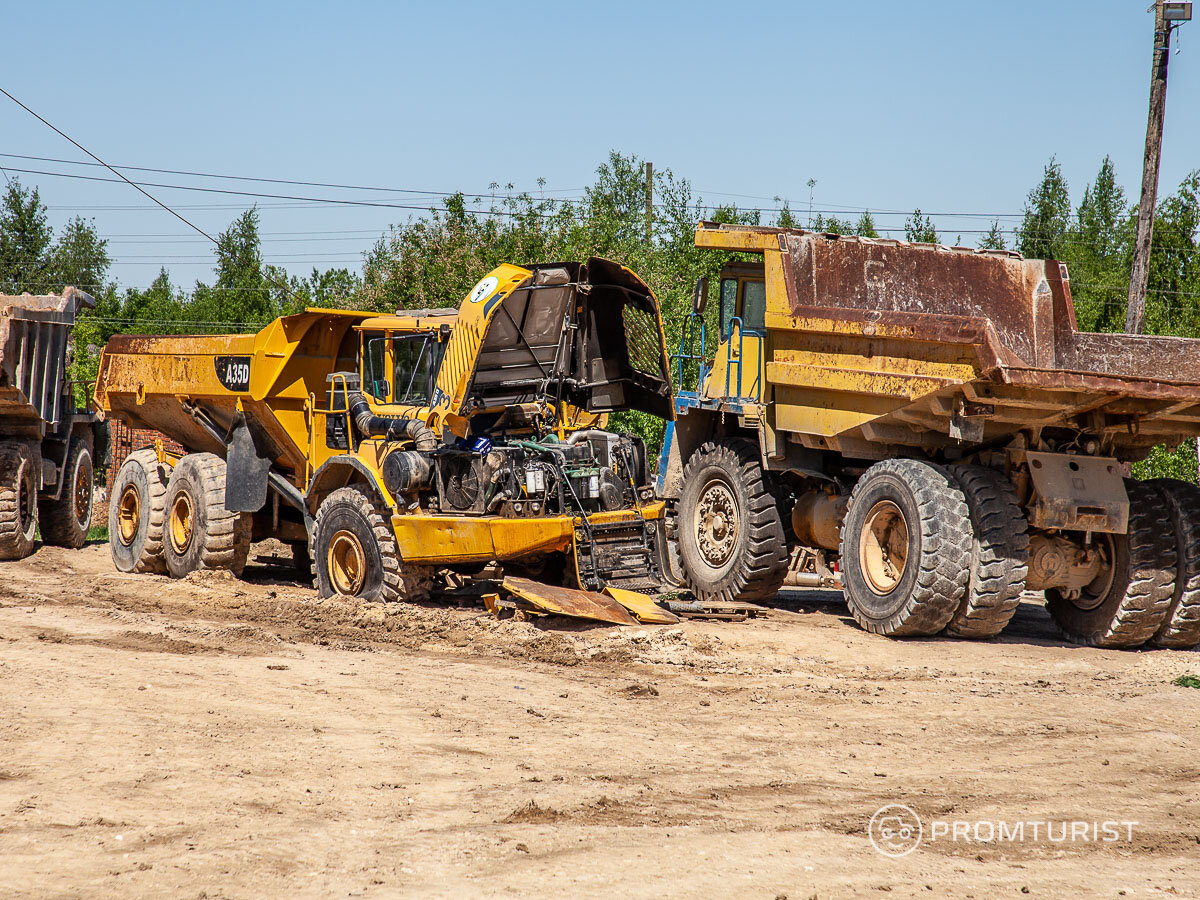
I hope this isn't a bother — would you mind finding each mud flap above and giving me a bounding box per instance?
[603,586,680,624]
[226,420,272,513]
[501,576,638,626]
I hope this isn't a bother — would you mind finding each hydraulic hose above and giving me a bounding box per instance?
[347,391,437,450]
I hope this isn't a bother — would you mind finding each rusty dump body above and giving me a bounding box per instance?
[0,288,93,435]
[700,224,1200,460]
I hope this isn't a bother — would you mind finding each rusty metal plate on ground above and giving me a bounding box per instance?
[603,586,680,625]
[501,577,638,626]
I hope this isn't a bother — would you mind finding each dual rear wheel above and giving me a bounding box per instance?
[110,451,250,577]
[841,459,1199,650]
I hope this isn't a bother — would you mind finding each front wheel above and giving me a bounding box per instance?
[675,439,788,603]
[312,486,432,602]
[840,458,972,637]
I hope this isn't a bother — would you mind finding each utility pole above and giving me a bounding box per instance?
[644,161,653,243]
[1126,1,1192,333]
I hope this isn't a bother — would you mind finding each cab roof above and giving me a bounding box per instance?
[354,308,458,332]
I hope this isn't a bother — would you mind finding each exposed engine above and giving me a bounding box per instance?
[380,425,649,518]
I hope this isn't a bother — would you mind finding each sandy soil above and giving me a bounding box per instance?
[2,541,1200,898]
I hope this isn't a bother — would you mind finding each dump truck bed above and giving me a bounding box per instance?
[0,288,92,434]
[700,225,1200,459]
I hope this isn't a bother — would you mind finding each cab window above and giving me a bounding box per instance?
[393,334,445,405]
[363,334,389,400]
[719,278,738,338]
[742,281,766,332]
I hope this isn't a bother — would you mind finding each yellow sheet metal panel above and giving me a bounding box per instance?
[766,361,958,401]
[603,586,680,624]
[774,384,910,437]
[502,576,638,626]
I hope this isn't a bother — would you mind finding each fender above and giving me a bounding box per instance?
[306,455,395,515]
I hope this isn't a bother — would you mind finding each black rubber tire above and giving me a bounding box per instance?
[1046,480,1176,649]
[675,438,788,603]
[840,458,972,637]
[1147,479,1200,649]
[109,448,169,574]
[312,485,433,602]
[0,441,39,561]
[943,465,1030,639]
[39,433,94,549]
[162,453,252,578]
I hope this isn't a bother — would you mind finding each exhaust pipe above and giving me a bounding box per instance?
[347,391,436,450]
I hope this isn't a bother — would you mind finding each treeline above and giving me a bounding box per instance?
[1,151,1198,468]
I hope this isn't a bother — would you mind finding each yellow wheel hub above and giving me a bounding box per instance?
[169,491,195,555]
[327,530,367,595]
[860,500,909,594]
[117,485,141,546]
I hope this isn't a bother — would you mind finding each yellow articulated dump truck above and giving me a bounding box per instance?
[658,223,1200,649]
[94,258,675,621]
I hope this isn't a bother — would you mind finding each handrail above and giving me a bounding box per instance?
[725,317,764,402]
[670,310,709,395]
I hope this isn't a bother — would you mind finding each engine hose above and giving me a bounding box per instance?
[347,391,437,450]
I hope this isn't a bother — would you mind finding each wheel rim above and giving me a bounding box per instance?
[1066,534,1116,611]
[327,530,367,595]
[169,490,195,555]
[117,485,141,546]
[859,500,909,594]
[74,459,91,527]
[693,478,739,569]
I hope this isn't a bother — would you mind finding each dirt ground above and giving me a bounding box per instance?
[2,541,1200,899]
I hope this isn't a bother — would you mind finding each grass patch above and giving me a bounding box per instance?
[1174,675,1200,689]
[87,525,109,542]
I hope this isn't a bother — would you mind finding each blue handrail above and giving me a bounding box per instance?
[670,309,709,395]
[724,317,763,401]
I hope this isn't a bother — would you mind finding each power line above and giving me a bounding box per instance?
[0,152,585,200]
[0,164,579,218]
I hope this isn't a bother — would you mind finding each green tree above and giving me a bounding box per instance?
[904,209,939,243]
[1016,156,1071,260]
[1064,157,1131,332]
[48,216,110,291]
[0,180,54,292]
[979,220,1006,250]
[855,211,879,238]
[811,213,854,235]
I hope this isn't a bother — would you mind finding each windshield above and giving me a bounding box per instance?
[363,332,446,405]
[394,334,445,405]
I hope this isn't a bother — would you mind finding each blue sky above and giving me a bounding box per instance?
[4,0,1198,289]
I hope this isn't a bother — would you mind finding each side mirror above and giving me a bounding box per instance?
[692,277,708,315]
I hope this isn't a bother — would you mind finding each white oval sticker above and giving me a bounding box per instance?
[468,276,500,304]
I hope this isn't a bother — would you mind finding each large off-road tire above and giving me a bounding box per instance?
[1045,480,1175,649]
[1147,479,1200,649]
[0,441,39,561]
[39,433,94,549]
[942,464,1030,639]
[162,453,252,578]
[676,438,789,603]
[840,458,972,637]
[109,448,169,573]
[312,485,433,602]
